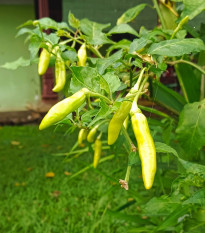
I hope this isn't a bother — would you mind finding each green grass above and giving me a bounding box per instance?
[0,125,144,233]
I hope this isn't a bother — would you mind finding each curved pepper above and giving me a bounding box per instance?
[52,55,66,92]
[38,47,51,75]
[108,101,132,145]
[130,103,156,190]
[39,89,86,130]
[77,43,87,66]
[93,139,102,168]
[87,124,99,143]
[78,129,88,146]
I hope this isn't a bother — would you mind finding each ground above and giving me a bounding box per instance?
[0,125,141,233]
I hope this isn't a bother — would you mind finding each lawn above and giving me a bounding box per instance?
[0,125,143,233]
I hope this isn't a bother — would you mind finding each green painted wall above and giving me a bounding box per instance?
[0,5,41,112]
[62,0,157,30]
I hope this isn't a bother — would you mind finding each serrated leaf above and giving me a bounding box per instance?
[102,72,121,94]
[0,57,30,70]
[117,4,147,25]
[108,24,138,36]
[176,99,205,156]
[70,66,101,93]
[97,50,123,75]
[68,11,80,29]
[155,142,179,158]
[88,100,111,127]
[80,18,112,45]
[181,0,205,20]
[148,38,205,56]
[129,37,150,53]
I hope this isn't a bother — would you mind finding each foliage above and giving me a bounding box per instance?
[1,0,205,231]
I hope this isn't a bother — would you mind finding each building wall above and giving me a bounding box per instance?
[62,0,157,30]
[0,4,41,112]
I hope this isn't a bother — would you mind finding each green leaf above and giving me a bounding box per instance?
[17,19,33,28]
[28,35,42,60]
[117,4,147,25]
[155,142,179,158]
[143,196,179,217]
[176,99,205,156]
[102,72,121,94]
[68,11,80,29]
[128,151,139,166]
[155,206,189,231]
[37,17,58,30]
[129,37,150,53]
[108,24,138,36]
[0,57,30,70]
[178,158,205,177]
[183,188,205,205]
[43,33,60,45]
[99,76,110,95]
[174,63,201,103]
[88,100,111,127]
[57,22,70,30]
[15,28,33,38]
[106,39,131,56]
[61,48,78,62]
[97,50,123,75]
[148,38,205,56]
[81,111,98,127]
[37,17,70,30]
[151,80,186,114]
[80,18,112,45]
[181,0,205,20]
[70,66,101,93]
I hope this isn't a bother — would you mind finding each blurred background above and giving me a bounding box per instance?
[0,1,205,233]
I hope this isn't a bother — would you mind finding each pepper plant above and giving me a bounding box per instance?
[2,0,205,231]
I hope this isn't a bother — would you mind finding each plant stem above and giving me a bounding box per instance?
[167,59,205,75]
[87,45,104,58]
[125,165,131,183]
[121,126,133,152]
[133,74,149,104]
[131,67,146,93]
[200,74,205,100]
[65,34,103,58]
[138,104,171,119]
[152,0,166,29]
[87,94,93,109]
[170,16,189,39]
[83,89,113,105]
